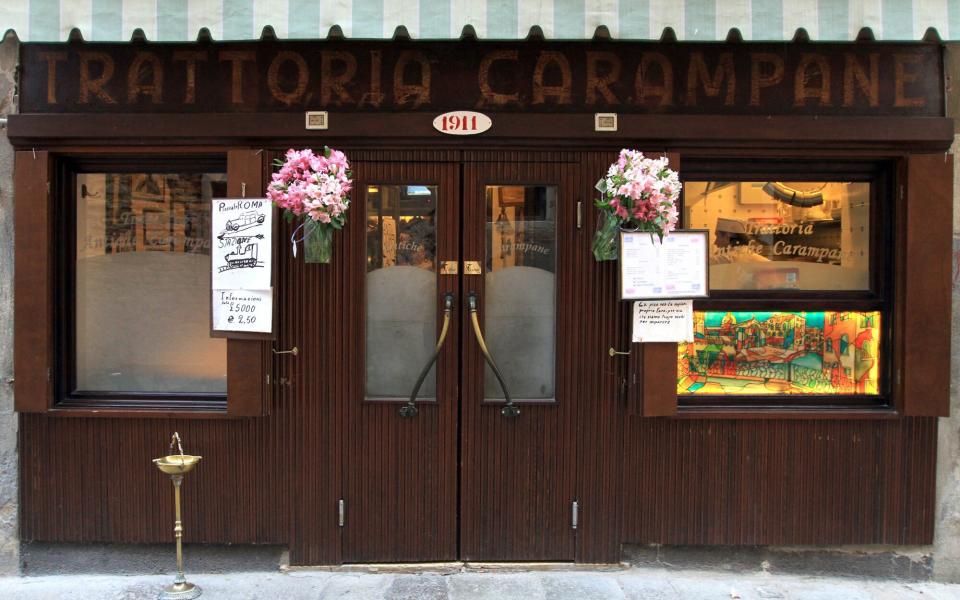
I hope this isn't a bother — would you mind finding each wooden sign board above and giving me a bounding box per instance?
[619,230,709,300]
[211,198,275,338]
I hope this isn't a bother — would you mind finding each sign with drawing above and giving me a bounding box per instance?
[211,198,274,336]
[212,198,272,289]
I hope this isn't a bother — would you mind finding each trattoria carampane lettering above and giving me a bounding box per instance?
[20,42,941,115]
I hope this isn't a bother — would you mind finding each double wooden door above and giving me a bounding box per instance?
[342,153,582,562]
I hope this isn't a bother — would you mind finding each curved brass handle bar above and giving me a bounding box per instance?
[468,292,519,418]
[400,293,455,418]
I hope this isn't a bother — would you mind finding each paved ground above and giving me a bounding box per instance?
[0,567,958,600]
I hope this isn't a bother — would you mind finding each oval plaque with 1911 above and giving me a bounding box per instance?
[433,111,492,135]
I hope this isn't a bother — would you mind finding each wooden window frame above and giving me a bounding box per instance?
[632,152,952,419]
[677,158,894,411]
[14,148,272,417]
[55,155,228,411]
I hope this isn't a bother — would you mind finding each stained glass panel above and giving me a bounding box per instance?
[678,311,881,395]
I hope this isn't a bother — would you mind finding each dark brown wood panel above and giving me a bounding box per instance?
[225,149,273,416]
[341,160,460,562]
[574,150,628,563]
[19,412,291,544]
[9,114,954,152]
[621,417,938,545]
[16,144,943,564]
[902,154,952,416]
[14,150,53,412]
[459,155,577,561]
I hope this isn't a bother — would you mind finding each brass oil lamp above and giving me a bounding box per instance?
[153,432,203,600]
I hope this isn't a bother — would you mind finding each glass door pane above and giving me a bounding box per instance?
[484,185,557,400]
[365,185,438,399]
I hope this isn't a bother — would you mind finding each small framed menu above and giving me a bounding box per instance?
[619,230,709,300]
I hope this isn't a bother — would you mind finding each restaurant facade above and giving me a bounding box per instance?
[1,3,958,572]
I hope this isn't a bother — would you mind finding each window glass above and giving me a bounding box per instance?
[684,182,870,290]
[678,311,881,395]
[365,185,438,399]
[75,172,227,393]
[484,185,557,400]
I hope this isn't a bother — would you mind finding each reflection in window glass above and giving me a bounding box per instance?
[678,311,881,395]
[365,185,438,399]
[684,182,870,290]
[75,172,228,393]
[484,186,557,400]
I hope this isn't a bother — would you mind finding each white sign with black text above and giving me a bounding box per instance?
[212,198,272,290]
[212,289,274,334]
[632,299,694,343]
[619,230,709,300]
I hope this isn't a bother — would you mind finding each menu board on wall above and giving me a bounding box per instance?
[211,198,274,337]
[619,230,709,300]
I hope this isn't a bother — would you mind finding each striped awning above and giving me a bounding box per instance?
[2,0,957,42]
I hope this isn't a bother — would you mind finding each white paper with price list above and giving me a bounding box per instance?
[212,289,273,334]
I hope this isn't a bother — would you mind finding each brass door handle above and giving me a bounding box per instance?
[400,293,455,418]
[468,292,519,418]
[608,347,630,357]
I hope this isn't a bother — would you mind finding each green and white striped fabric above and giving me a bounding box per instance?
[1,0,956,42]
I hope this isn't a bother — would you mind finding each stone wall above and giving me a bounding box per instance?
[933,44,960,584]
[0,32,19,577]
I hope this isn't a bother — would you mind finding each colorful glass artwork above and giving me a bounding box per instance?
[678,311,881,395]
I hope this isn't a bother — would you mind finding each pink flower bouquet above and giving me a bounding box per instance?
[267,147,353,263]
[592,150,681,261]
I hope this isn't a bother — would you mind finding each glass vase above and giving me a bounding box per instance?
[304,219,334,264]
[592,211,622,262]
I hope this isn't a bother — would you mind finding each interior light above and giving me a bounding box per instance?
[762,182,827,207]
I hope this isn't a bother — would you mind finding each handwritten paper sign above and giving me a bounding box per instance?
[632,299,694,343]
[212,289,273,334]
[620,230,709,300]
[211,198,274,336]
[212,198,272,290]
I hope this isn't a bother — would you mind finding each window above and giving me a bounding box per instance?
[59,158,228,408]
[484,185,557,401]
[365,184,438,400]
[678,160,891,408]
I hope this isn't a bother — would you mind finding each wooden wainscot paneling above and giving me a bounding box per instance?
[900,154,952,417]
[14,150,53,412]
[621,418,938,545]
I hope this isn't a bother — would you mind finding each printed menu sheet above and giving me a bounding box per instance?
[632,299,694,343]
[619,230,709,300]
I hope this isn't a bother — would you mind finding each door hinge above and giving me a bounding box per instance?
[576,201,583,230]
[47,367,52,382]
[899,185,905,202]
[571,500,579,530]
[338,499,345,527]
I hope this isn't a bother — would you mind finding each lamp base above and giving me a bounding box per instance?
[159,581,202,600]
